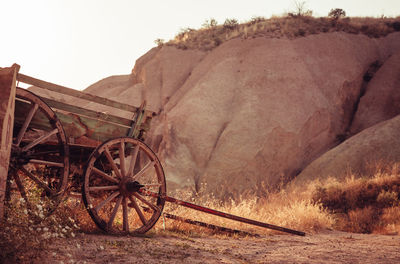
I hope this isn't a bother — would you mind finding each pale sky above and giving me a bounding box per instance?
[1,0,399,90]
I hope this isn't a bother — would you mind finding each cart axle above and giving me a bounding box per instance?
[140,189,306,237]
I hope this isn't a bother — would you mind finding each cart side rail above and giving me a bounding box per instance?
[15,73,155,145]
[17,73,154,118]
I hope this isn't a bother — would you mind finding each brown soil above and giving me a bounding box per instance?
[39,231,400,264]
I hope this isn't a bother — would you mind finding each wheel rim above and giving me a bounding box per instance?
[82,137,166,234]
[6,88,69,218]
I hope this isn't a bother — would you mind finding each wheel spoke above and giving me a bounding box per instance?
[89,185,119,192]
[142,183,162,188]
[128,195,147,225]
[29,159,64,167]
[94,191,120,213]
[132,161,155,180]
[82,137,165,234]
[92,167,119,184]
[104,146,121,179]
[133,192,160,212]
[119,141,126,178]
[13,172,32,210]
[20,166,53,194]
[127,144,139,177]
[122,197,129,232]
[9,88,69,221]
[107,196,123,229]
[15,103,39,146]
[21,128,58,152]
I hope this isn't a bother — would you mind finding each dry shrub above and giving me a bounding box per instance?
[377,206,400,234]
[152,184,334,237]
[0,195,82,263]
[165,16,400,51]
[343,207,380,233]
[312,162,400,234]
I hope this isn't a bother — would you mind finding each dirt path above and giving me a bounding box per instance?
[41,230,400,264]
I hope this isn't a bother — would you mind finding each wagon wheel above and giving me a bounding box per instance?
[82,137,166,234]
[6,88,69,219]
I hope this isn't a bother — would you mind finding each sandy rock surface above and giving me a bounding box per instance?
[25,32,400,197]
[42,231,400,264]
[130,32,395,197]
[351,51,400,134]
[294,114,400,185]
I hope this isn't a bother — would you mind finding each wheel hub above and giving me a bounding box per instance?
[119,177,144,196]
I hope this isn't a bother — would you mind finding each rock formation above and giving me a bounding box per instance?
[294,114,400,186]
[350,51,400,134]
[81,32,400,198]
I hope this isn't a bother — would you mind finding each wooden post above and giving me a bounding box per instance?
[0,64,19,219]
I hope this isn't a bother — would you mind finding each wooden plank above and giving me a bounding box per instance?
[0,64,19,218]
[42,97,133,127]
[17,73,155,118]
[15,98,153,145]
[15,99,127,141]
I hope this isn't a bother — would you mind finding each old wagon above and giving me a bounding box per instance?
[4,65,304,236]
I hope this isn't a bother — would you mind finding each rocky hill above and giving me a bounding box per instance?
[79,30,400,199]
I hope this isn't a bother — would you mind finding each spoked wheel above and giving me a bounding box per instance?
[6,88,69,218]
[82,137,166,234]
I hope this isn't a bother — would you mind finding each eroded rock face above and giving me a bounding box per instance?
[350,51,400,134]
[83,32,400,198]
[293,115,400,186]
[139,33,381,198]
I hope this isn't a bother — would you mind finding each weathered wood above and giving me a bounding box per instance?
[17,73,154,118]
[41,97,133,127]
[0,64,19,219]
[15,98,130,143]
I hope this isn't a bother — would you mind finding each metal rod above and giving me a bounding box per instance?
[140,189,306,236]
[166,211,258,237]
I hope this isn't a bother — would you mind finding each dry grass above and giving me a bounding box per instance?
[163,16,400,51]
[2,162,400,262]
[312,162,400,234]
[150,184,334,237]
[0,196,80,263]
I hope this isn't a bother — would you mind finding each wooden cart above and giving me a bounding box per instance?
[8,72,165,234]
[5,69,305,236]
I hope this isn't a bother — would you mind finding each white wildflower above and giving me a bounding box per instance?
[23,209,28,215]
[99,245,104,250]
[62,228,67,233]
[43,227,49,232]
[71,232,75,238]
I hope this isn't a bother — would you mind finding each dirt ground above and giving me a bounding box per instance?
[40,230,400,264]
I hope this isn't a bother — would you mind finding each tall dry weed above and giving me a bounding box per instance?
[312,162,400,234]
[0,195,80,263]
[152,183,334,237]
[165,16,400,51]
